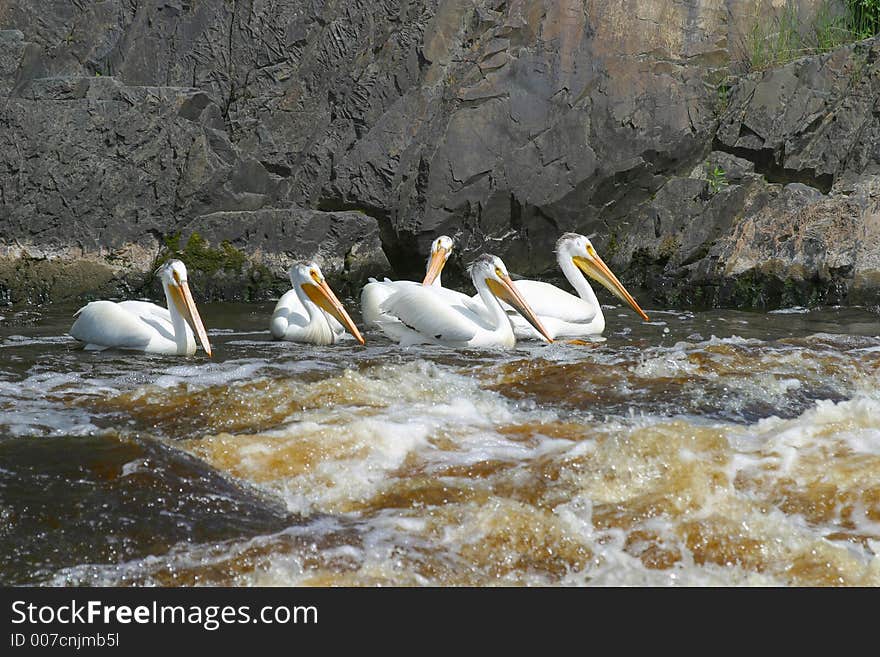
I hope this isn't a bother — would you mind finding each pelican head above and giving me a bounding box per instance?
[422,235,454,285]
[159,259,213,357]
[470,254,553,343]
[557,233,649,322]
[289,262,365,345]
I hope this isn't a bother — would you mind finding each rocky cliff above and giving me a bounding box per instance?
[1,0,878,307]
[617,33,880,308]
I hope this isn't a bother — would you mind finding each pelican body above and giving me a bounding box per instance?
[69,259,212,357]
[361,235,454,330]
[270,262,365,345]
[472,233,649,340]
[371,254,553,348]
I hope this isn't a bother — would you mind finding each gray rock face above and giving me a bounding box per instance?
[0,46,394,301]
[177,208,391,299]
[0,30,25,96]
[0,0,732,287]
[614,36,880,308]
[1,1,879,308]
[854,181,880,299]
[2,75,281,252]
[716,39,880,193]
[617,162,880,309]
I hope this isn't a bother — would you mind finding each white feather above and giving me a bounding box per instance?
[466,234,636,340]
[270,288,338,345]
[377,285,483,345]
[474,279,603,339]
[503,280,598,322]
[270,263,357,345]
[68,260,210,357]
[69,300,189,354]
[369,255,538,349]
[361,279,408,330]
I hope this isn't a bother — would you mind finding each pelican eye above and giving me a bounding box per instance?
[494,267,504,279]
[310,270,321,284]
[172,271,182,286]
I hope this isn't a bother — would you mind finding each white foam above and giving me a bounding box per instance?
[752,395,880,457]
[0,370,119,436]
[631,349,699,378]
[703,334,761,346]
[769,307,810,314]
[151,360,270,388]
[0,406,102,437]
[8,309,880,586]
[262,416,434,514]
[121,458,150,477]
[1,335,73,348]
[214,361,569,515]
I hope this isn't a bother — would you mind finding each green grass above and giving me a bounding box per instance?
[151,232,280,301]
[716,81,730,113]
[706,164,729,195]
[744,0,880,71]
[155,232,246,276]
[848,0,880,38]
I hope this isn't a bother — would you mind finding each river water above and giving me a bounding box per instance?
[1,299,879,586]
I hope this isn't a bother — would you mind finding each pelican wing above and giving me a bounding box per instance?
[428,286,489,316]
[379,285,481,344]
[473,280,598,323]
[69,300,157,349]
[117,300,172,323]
[272,288,306,316]
[116,300,180,338]
[361,280,404,327]
[270,289,307,338]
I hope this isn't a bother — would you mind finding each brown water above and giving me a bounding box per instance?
[2,301,880,586]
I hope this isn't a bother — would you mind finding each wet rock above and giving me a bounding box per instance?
[715,38,880,194]
[612,150,767,302]
[616,35,880,309]
[839,178,880,304]
[1,75,282,255]
[0,30,26,95]
[1,1,879,307]
[0,257,118,305]
[707,38,880,307]
[0,433,295,585]
[619,161,880,309]
[172,208,392,300]
[0,0,732,287]
[710,182,868,307]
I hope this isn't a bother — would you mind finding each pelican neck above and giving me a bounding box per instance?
[162,281,194,355]
[473,274,514,336]
[558,246,599,307]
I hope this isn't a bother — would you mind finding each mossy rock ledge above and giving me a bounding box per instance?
[0,209,391,305]
[148,209,392,303]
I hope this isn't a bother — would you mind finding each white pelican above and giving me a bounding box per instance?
[270,262,365,345]
[421,234,454,287]
[69,259,212,356]
[371,254,553,348]
[477,233,649,340]
[361,235,455,330]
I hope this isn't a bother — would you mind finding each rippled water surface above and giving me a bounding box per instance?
[2,300,880,586]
